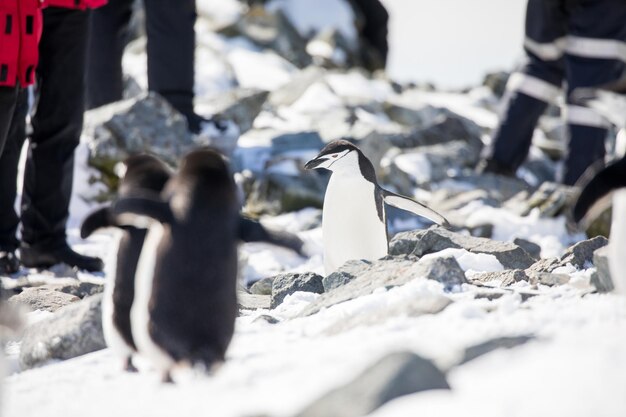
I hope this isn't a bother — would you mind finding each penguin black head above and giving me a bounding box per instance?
[118,153,172,197]
[178,148,230,179]
[304,140,376,182]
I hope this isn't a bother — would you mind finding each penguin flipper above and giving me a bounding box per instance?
[238,216,305,255]
[573,157,626,226]
[80,205,113,238]
[381,189,451,228]
[111,195,174,227]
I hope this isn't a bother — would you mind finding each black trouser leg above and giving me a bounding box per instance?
[0,88,27,251]
[0,85,19,156]
[21,7,89,249]
[86,0,134,109]
[144,0,196,118]
[351,0,389,70]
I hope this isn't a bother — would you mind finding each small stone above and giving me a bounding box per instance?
[514,238,542,261]
[249,277,275,296]
[591,246,613,292]
[271,272,324,308]
[322,259,372,292]
[458,335,534,365]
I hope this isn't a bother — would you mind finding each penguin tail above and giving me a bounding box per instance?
[80,205,113,239]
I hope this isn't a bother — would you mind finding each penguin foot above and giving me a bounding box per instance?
[161,370,174,384]
[124,357,138,373]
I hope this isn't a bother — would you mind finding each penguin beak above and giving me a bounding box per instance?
[304,156,327,170]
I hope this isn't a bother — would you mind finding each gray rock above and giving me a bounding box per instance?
[268,66,326,107]
[559,236,608,269]
[301,256,461,317]
[252,314,280,325]
[382,140,482,187]
[19,294,105,369]
[453,174,531,202]
[270,131,325,156]
[322,259,372,292]
[295,351,449,417]
[56,282,104,299]
[238,293,271,310]
[383,103,441,128]
[413,256,467,289]
[459,335,534,365]
[271,272,324,308]
[9,287,80,313]
[513,238,542,261]
[199,88,269,135]
[538,273,571,286]
[249,277,275,296]
[245,172,327,216]
[390,113,484,153]
[469,269,529,286]
[389,227,535,270]
[591,246,613,292]
[482,71,510,98]
[507,182,575,217]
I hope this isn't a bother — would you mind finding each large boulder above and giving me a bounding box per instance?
[389,226,535,270]
[9,287,80,313]
[295,351,449,417]
[19,294,105,370]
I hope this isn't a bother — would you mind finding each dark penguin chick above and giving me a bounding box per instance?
[80,153,172,372]
[573,156,626,294]
[305,140,450,274]
[111,148,305,383]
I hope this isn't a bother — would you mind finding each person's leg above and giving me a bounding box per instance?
[483,0,566,175]
[350,0,389,71]
[562,0,626,185]
[144,0,199,130]
[20,7,103,271]
[85,0,134,109]
[0,87,27,274]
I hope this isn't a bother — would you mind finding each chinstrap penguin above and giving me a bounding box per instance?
[81,154,172,372]
[573,156,626,294]
[305,140,450,274]
[111,148,304,383]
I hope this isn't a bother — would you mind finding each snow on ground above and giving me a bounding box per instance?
[3,2,626,416]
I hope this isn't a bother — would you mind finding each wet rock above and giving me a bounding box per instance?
[389,227,535,270]
[271,272,324,308]
[249,277,275,296]
[295,351,449,417]
[19,294,105,369]
[322,260,372,292]
[513,238,542,261]
[590,246,613,292]
[9,287,80,313]
[238,293,271,310]
[458,335,534,365]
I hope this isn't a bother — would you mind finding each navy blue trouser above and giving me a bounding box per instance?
[490,0,626,185]
[86,0,197,119]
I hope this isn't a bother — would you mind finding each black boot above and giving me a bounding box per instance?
[20,242,104,272]
[0,251,19,275]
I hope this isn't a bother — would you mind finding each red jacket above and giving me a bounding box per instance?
[44,0,107,9]
[0,0,43,87]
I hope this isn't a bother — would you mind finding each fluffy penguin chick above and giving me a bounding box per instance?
[81,154,172,371]
[574,156,626,294]
[305,140,449,274]
[112,148,305,383]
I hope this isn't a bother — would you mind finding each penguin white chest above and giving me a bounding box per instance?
[322,176,387,273]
